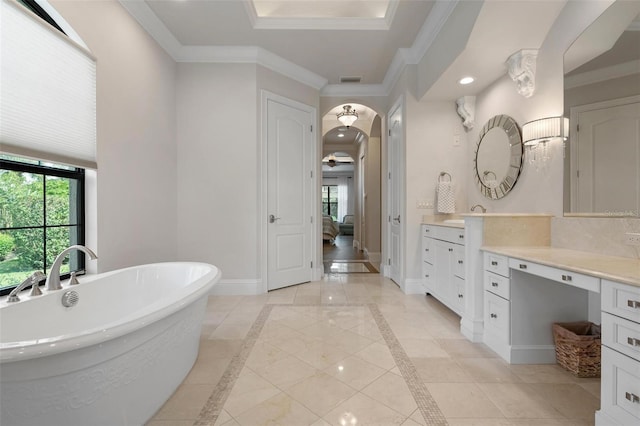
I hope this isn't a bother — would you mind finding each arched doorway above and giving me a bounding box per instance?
[321,104,382,274]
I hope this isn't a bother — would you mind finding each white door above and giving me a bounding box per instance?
[572,98,640,215]
[387,101,403,285]
[266,97,314,291]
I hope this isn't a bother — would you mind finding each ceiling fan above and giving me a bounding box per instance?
[322,153,354,168]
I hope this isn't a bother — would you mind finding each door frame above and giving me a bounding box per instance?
[259,90,319,294]
[569,94,640,212]
[384,94,406,287]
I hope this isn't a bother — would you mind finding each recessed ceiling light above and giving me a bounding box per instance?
[459,76,474,85]
[337,133,344,138]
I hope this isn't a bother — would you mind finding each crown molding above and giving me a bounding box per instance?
[242,0,399,31]
[119,0,182,57]
[564,59,640,90]
[322,1,458,97]
[119,0,458,97]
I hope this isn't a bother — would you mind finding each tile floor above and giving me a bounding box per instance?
[147,273,600,426]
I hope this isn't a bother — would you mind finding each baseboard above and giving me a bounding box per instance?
[403,279,426,295]
[460,317,484,343]
[510,344,556,364]
[210,279,262,295]
[364,250,381,264]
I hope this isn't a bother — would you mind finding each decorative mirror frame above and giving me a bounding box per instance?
[473,114,524,200]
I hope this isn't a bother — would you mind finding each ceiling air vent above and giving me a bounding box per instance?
[339,76,362,84]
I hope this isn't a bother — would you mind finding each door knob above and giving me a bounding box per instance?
[269,214,280,223]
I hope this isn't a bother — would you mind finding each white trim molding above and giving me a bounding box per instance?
[565,59,640,90]
[242,0,399,31]
[210,279,263,295]
[506,49,538,98]
[403,279,426,295]
[119,0,458,97]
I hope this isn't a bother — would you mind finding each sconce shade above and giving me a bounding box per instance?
[522,117,569,145]
[337,105,358,127]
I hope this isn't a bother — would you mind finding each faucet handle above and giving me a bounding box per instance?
[29,271,45,296]
[69,272,79,286]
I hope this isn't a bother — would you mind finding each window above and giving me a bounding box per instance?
[0,156,85,294]
[322,185,339,220]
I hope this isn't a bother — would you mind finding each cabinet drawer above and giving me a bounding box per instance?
[508,259,600,292]
[484,253,509,277]
[602,312,640,361]
[601,346,640,424]
[602,280,640,323]
[484,270,511,300]
[434,226,465,244]
[454,246,465,279]
[422,237,434,264]
[422,224,434,237]
[484,291,510,342]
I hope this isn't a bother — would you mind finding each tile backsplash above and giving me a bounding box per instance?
[552,217,640,259]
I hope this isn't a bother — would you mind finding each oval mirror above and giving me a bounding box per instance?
[473,114,524,199]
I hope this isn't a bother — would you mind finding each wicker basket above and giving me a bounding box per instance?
[552,321,601,378]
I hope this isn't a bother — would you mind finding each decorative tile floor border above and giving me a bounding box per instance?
[194,302,448,425]
[194,304,274,426]
[368,303,448,425]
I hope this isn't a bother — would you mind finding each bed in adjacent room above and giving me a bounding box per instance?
[322,215,339,243]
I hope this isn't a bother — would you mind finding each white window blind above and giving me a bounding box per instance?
[0,0,97,169]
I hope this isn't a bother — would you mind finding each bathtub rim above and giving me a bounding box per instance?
[0,261,221,363]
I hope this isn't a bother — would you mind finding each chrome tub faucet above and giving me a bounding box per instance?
[45,245,98,291]
[6,271,46,303]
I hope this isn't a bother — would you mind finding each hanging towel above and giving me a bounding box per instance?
[437,181,456,213]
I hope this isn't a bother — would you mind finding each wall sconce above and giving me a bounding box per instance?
[337,105,358,128]
[522,116,569,171]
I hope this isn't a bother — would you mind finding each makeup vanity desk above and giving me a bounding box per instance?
[481,245,640,426]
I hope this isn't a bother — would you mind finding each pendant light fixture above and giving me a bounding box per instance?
[337,105,358,128]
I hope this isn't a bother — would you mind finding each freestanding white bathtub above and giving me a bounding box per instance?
[0,262,221,426]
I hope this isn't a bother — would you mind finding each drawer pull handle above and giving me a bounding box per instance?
[491,261,498,266]
[519,264,527,270]
[491,282,499,287]
[490,313,497,318]
[448,248,453,252]
[425,274,430,278]
[458,260,463,264]
[628,299,640,309]
[627,337,640,347]
[625,392,640,403]
[425,248,429,252]
[458,294,463,298]
[561,275,572,282]
[459,235,464,239]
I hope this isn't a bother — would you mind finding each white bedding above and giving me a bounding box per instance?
[322,215,339,241]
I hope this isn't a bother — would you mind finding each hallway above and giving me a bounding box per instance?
[147,273,600,425]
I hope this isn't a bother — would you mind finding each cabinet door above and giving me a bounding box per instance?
[454,245,465,279]
[422,236,434,264]
[434,240,454,302]
[453,275,465,314]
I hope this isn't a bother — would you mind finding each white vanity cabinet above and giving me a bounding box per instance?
[421,224,465,316]
[597,280,640,426]
[482,253,511,360]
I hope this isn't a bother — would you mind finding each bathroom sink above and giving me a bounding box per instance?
[443,219,465,224]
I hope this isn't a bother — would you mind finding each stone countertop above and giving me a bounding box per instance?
[482,246,640,288]
[421,216,464,229]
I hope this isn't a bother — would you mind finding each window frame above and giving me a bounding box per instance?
[0,157,86,295]
[322,184,339,220]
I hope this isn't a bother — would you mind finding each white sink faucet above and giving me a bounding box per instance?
[45,245,98,291]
